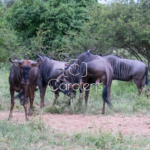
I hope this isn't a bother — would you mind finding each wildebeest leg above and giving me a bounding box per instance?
[39,85,47,108]
[138,88,142,95]
[23,89,29,121]
[79,86,84,106]
[28,87,35,116]
[101,77,106,114]
[134,79,143,96]
[85,84,90,106]
[8,87,14,120]
[53,90,59,105]
[108,88,111,101]
[146,87,149,98]
[108,80,112,101]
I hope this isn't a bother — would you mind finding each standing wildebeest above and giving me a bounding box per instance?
[56,52,113,114]
[36,56,67,108]
[103,55,149,95]
[9,55,43,120]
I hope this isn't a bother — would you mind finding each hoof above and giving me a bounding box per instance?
[28,113,32,116]
[8,114,12,120]
[40,104,44,108]
[28,109,33,116]
[26,117,29,121]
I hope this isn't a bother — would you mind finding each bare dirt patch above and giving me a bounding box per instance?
[0,112,150,137]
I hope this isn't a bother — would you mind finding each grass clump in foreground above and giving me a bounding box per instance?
[0,118,149,149]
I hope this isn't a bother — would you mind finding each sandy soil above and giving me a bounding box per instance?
[0,112,150,137]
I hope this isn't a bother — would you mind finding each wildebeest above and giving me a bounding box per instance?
[9,55,43,120]
[35,56,67,108]
[103,55,149,95]
[56,52,113,114]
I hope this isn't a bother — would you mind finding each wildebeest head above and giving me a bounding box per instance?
[9,55,43,89]
[55,73,71,95]
[56,79,77,98]
[56,52,91,96]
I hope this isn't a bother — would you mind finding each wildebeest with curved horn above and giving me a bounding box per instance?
[103,55,149,95]
[56,52,113,114]
[9,54,43,120]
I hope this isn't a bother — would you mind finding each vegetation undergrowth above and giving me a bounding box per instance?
[0,117,149,149]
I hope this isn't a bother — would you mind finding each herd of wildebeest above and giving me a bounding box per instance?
[8,52,149,120]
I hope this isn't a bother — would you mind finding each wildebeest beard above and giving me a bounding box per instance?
[22,67,31,83]
[56,80,76,98]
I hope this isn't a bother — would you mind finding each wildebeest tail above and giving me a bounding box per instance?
[102,69,112,108]
[145,67,149,86]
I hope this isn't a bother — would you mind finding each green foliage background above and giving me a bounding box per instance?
[0,0,150,66]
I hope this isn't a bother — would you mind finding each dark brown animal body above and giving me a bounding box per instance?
[103,55,149,95]
[9,56,43,120]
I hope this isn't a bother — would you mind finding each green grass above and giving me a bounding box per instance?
[0,118,150,150]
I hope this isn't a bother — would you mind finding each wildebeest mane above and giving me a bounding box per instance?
[38,56,53,84]
[103,54,122,58]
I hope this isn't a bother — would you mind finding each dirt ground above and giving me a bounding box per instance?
[0,112,150,137]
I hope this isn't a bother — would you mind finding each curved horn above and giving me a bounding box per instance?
[36,54,44,65]
[56,74,64,82]
[9,57,23,65]
[88,49,91,52]
[87,48,95,53]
